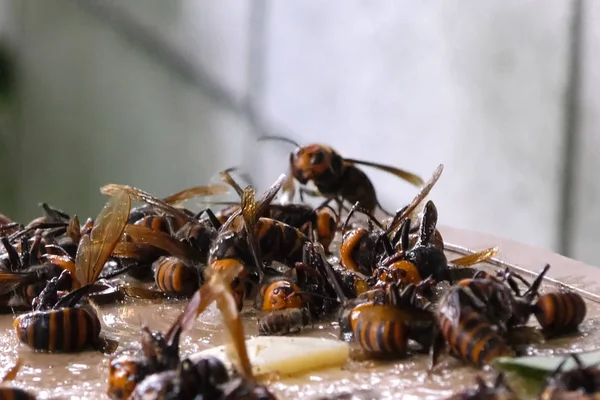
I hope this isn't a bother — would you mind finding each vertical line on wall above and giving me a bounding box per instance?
[558,0,584,256]
[243,0,270,184]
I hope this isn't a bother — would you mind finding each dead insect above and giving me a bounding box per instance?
[13,189,130,353]
[130,262,276,399]
[430,265,549,370]
[258,307,311,336]
[107,280,205,400]
[339,164,444,277]
[208,172,309,310]
[539,353,600,400]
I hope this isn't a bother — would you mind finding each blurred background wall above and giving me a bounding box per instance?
[0,0,597,265]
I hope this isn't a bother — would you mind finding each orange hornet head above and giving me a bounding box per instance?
[290,144,337,183]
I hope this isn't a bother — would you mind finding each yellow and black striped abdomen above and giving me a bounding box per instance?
[13,306,101,353]
[439,311,514,368]
[351,304,410,357]
[0,388,37,400]
[154,256,199,296]
[256,218,307,265]
[534,292,586,336]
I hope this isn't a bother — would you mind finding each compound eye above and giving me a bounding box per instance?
[310,150,324,165]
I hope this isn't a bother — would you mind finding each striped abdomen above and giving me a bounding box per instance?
[534,292,586,336]
[209,218,307,267]
[255,219,307,265]
[258,308,310,336]
[14,306,101,353]
[0,388,37,400]
[351,304,410,357]
[439,310,514,367]
[153,256,199,296]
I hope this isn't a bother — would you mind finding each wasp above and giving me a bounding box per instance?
[258,307,311,336]
[338,279,436,358]
[339,164,444,276]
[372,210,496,291]
[216,168,339,254]
[131,261,276,399]
[210,200,339,256]
[446,372,518,400]
[0,358,37,400]
[533,291,587,339]
[102,184,223,294]
[14,203,85,259]
[126,183,229,227]
[258,136,424,215]
[539,353,600,400]
[102,183,226,282]
[108,283,203,400]
[484,264,587,338]
[13,189,130,353]
[256,240,341,335]
[112,223,206,297]
[0,234,75,309]
[208,173,310,310]
[386,201,449,283]
[429,264,550,370]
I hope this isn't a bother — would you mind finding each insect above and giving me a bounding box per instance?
[125,183,229,227]
[338,279,436,358]
[103,183,226,282]
[216,168,338,252]
[208,198,338,255]
[446,372,518,400]
[13,189,130,353]
[258,279,304,312]
[102,184,223,294]
[113,223,206,297]
[429,264,550,370]
[0,358,37,400]
[0,233,76,309]
[539,353,600,400]
[256,240,340,336]
[362,205,495,292]
[533,291,587,339]
[130,261,276,399]
[208,173,310,310]
[107,285,202,399]
[258,307,311,336]
[258,136,424,215]
[338,164,444,276]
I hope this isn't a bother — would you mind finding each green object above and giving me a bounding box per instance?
[494,350,600,382]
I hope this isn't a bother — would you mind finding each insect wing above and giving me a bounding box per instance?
[75,190,130,286]
[344,158,424,187]
[161,184,230,206]
[386,164,444,235]
[101,184,196,225]
[450,247,499,267]
[123,224,197,264]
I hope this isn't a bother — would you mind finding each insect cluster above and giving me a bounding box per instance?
[0,140,594,399]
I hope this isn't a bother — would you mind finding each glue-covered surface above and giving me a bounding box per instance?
[1,227,600,400]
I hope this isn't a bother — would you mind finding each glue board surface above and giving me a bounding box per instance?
[189,336,350,377]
